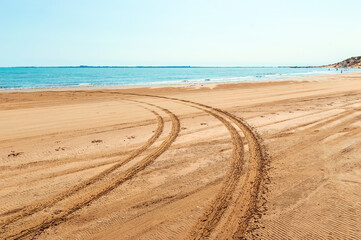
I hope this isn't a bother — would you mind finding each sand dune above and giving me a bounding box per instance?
[0,73,361,239]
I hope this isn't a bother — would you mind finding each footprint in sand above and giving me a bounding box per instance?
[8,151,23,157]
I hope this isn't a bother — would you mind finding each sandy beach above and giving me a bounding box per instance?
[1,72,361,239]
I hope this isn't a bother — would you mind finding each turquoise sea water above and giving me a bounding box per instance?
[0,67,359,89]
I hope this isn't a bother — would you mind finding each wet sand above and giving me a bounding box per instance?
[0,73,361,239]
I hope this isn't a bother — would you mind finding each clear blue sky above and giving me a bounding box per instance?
[1,0,361,67]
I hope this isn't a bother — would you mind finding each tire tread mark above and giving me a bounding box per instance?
[117,93,268,239]
[184,107,244,239]
[183,102,267,239]
[0,105,164,231]
[2,104,180,240]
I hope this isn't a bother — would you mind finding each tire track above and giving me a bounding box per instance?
[214,110,267,239]
[271,110,359,160]
[116,93,268,239]
[184,102,267,239]
[1,103,181,240]
[0,103,164,228]
[185,106,244,239]
[1,156,130,191]
[267,108,355,139]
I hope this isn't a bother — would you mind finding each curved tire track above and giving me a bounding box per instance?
[0,103,165,234]
[118,93,268,239]
[1,103,180,240]
[178,100,267,239]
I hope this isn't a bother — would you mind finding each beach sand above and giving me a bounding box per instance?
[0,72,361,239]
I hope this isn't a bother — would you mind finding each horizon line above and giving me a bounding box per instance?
[0,65,315,69]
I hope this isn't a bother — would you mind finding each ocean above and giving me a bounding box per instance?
[0,67,359,89]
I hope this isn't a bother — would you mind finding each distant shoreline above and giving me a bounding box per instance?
[1,72,359,93]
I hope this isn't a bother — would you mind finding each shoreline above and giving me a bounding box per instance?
[0,72,359,93]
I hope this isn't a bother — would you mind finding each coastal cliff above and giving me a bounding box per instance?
[321,56,361,68]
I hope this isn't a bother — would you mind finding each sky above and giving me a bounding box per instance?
[1,0,361,67]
